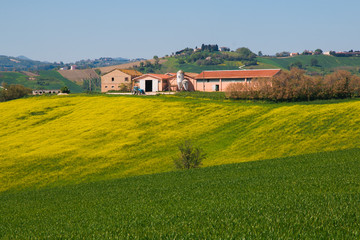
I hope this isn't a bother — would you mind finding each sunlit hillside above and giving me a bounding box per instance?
[1,95,360,192]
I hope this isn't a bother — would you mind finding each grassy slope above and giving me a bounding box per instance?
[161,57,241,73]
[1,148,359,238]
[161,55,360,74]
[257,55,360,73]
[1,95,360,192]
[0,70,83,93]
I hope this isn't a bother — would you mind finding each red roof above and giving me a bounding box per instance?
[133,74,171,81]
[195,69,281,79]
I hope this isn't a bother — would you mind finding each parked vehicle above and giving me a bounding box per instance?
[131,86,145,95]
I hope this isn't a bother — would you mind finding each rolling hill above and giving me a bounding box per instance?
[1,94,360,238]
[1,94,360,192]
[1,148,359,238]
[254,55,360,74]
[157,54,360,74]
[0,70,83,93]
[57,69,99,83]
[97,58,167,74]
[0,55,60,71]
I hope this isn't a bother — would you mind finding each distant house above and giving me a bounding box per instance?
[101,69,142,92]
[302,50,314,55]
[32,90,61,95]
[70,65,77,70]
[290,53,299,57]
[195,69,281,92]
[219,47,230,52]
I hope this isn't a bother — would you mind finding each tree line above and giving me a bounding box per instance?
[176,47,257,66]
[0,83,32,102]
[226,69,360,101]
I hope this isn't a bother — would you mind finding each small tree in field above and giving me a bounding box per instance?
[173,140,206,169]
[60,86,70,94]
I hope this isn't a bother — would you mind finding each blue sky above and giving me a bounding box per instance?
[1,0,359,63]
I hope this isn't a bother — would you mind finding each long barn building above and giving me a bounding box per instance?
[101,69,281,93]
[194,69,281,92]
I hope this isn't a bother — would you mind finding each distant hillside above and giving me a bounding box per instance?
[0,70,83,93]
[0,55,61,71]
[17,55,32,61]
[97,59,167,74]
[254,55,360,74]
[58,69,99,83]
[150,50,360,74]
[73,57,130,69]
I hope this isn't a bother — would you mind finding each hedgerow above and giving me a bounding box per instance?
[226,68,360,101]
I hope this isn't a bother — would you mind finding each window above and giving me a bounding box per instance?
[112,77,114,82]
[125,77,129,82]
[112,86,114,88]
[105,86,108,88]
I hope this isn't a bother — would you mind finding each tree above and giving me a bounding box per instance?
[258,51,263,57]
[289,61,303,69]
[314,49,323,55]
[173,140,206,169]
[60,86,70,93]
[275,51,290,57]
[94,69,101,75]
[0,83,32,102]
[311,58,319,67]
[153,55,159,65]
[236,47,256,59]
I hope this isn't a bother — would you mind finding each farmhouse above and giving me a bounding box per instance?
[101,69,142,92]
[195,69,281,92]
[131,69,281,93]
[133,72,198,92]
[133,73,174,92]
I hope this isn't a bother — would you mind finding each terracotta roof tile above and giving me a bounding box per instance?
[119,69,142,77]
[195,69,281,79]
[133,74,171,81]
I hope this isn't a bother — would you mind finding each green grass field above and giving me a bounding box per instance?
[1,94,360,238]
[0,70,83,93]
[1,148,359,238]
[160,55,360,74]
[256,55,360,74]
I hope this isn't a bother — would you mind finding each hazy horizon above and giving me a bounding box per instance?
[2,0,360,63]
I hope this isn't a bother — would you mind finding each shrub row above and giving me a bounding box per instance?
[226,68,360,101]
[0,83,32,102]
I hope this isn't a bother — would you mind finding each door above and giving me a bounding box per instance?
[140,80,145,90]
[152,79,158,92]
[145,80,153,92]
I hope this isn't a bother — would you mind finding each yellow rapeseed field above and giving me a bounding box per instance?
[1,95,359,192]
